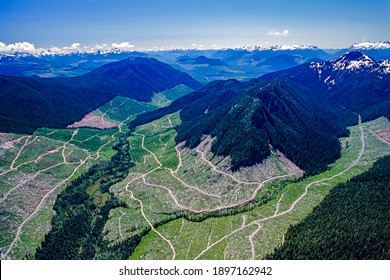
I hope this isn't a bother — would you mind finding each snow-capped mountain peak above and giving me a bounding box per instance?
[308,51,389,87]
[330,51,376,71]
[239,44,319,51]
[270,44,319,51]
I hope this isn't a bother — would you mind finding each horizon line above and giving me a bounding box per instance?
[1,40,390,55]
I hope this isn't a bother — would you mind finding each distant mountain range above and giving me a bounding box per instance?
[0,57,202,133]
[2,41,389,82]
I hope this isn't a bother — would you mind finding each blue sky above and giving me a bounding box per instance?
[1,0,389,50]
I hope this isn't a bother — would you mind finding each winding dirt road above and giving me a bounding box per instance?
[1,124,126,259]
[3,154,91,259]
[130,130,299,215]
[129,190,176,260]
[123,122,305,259]
[194,115,366,259]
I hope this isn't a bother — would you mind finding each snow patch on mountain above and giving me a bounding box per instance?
[309,51,390,87]
[378,60,390,74]
[309,61,324,69]
[309,61,331,81]
[310,62,323,81]
[242,44,319,51]
[270,45,319,51]
[323,76,335,85]
[331,52,375,71]
[351,41,390,50]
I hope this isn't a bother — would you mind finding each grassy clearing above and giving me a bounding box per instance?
[151,84,194,107]
[34,128,117,160]
[98,96,158,122]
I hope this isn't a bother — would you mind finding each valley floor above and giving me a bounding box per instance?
[105,114,390,260]
[1,94,389,260]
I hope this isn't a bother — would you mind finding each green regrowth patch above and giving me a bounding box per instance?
[34,128,115,154]
[125,117,390,260]
[134,112,181,169]
[97,96,158,123]
[151,84,194,107]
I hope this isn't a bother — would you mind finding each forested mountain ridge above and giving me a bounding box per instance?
[0,75,109,133]
[130,51,390,175]
[130,77,345,175]
[175,79,343,174]
[72,57,202,102]
[0,57,201,134]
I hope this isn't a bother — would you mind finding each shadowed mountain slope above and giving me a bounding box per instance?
[0,57,202,133]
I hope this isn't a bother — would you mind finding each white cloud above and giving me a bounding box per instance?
[268,29,289,37]
[111,42,135,50]
[0,41,37,53]
[70,43,80,49]
[94,44,108,50]
[191,43,205,50]
[45,42,84,54]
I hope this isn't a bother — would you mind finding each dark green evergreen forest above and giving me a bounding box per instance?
[268,156,390,260]
[34,137,142,259]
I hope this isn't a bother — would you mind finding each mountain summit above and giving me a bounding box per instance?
[74,57,202,101]
[330,51,376,71]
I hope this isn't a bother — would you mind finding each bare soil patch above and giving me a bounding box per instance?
[375,128,390,142]
[67,112,117,129]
